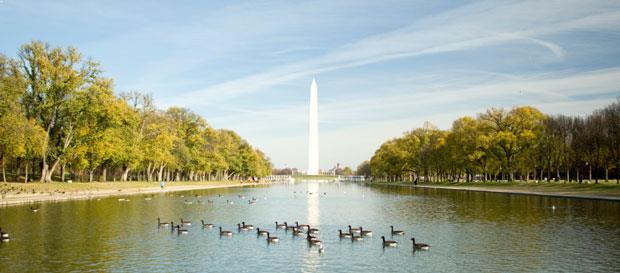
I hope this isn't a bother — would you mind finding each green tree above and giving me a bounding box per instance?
[355,160,371,177]
[480,107,545,181]
[17,41,100,182]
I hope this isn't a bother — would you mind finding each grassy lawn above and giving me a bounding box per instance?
[368,180,620,198]
[0,181,243,195]
[293,175,337,180]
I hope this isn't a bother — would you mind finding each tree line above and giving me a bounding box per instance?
[0,41,272,183]
[369,102,620,184]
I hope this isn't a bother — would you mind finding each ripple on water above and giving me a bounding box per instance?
[0,183,619,272]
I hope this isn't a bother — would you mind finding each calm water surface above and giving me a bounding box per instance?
[1,182,619,272]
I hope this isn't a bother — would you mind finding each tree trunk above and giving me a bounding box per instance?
[146,163,152,182]
[102,168,107,182]
[508,157,514,182]
[157,164,164,182]
[605,167,608,183]
[25,161,29,183]
[2,157,6,183]
[525,171,529,182]
[589,165,592,184]
[40,159,48,182]
[61,163,66,182]
[44,158,61,182]
[566,167,570,184]
[121,167,130,182]
[89,170,94,182]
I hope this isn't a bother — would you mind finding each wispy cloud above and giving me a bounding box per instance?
[7,0,618,169]
[164,1,620,107]
[212,67,620,168]
[211,67,620,128]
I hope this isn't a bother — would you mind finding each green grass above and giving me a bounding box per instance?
[0,180,242,195]
[292,175,337,180]
[367,180,620,198]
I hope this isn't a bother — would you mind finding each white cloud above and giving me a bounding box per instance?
[162,0,620,108]
[213,68,620,169]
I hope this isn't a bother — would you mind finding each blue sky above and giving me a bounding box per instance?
[2,0,620,171]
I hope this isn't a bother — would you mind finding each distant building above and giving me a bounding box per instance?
[326,163,343,176]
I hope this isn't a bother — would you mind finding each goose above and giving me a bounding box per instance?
[275,221,287,229]
[306,231,322,245]
[256,228,269,236]
[226,200,234,205]
[207,200,214,204]
[348,225,361,234]
[248,199,256,205]
[201,220,214,228]
[306,230,317,241]
[360,226,373,236]
[318,245,325,253]
[176,225,189,234]
[157,218,170,227]
[180,218,192,226]
[30,206,39,212]
[184,200,193,205]
[381,236,398,247]
[339,229,352,238]
[219,227,233,236]
[391,226,405,235]
[411,237,430,250]
[0,228,9,240]
[237,223,249,231]
[296,221,310,230]
[308,226,319,234]
[351,233,364,241]
[285,222,296,231]
[170,222,177,232]
[292,227,306,236]
[241,222,254,230]
[308,237,322,246]
[266,232,279,243]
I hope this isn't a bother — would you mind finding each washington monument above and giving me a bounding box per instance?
[308,78,319,175]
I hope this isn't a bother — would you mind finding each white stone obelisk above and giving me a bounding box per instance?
[308,78,319,175]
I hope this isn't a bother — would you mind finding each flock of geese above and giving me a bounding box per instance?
[157,217,430,252]
[1,191,432,253]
